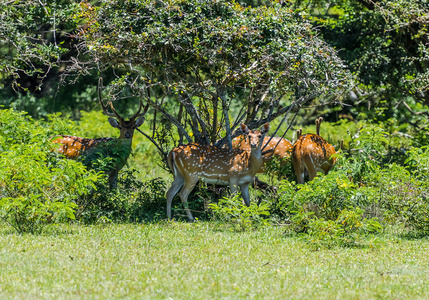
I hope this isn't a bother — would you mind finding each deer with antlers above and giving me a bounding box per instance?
[52,79,149,189]
[292,117,337,184]
[166,123,270,221]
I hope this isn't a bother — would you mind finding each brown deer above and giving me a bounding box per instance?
[166,123,270,221]
[292,117,336,184]
[232,135,292,173]
[52,80,149,189]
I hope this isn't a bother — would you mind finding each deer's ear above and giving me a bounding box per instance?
[240,124,250,135]
[134,117,145,128]
[108,118,120,128]
[261,123,270,134]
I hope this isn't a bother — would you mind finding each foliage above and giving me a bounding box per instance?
[304,208,381,249]
[269,123,429,242]
[310,0,429,124]
[81,0,353,156]
[209,193,271,231]
[76,169,167,224]
[0,108,100,233]
[0,1,120,118]
[0,1,83,89]
[406,146,429,180]
[77,139,132,173]
[285,170,360,223]
[264,155,295,181]
[376,149,429,232]
[271,160,383,248]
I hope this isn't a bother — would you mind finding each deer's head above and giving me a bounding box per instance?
[98,78,149,140]
[240,123,270,149]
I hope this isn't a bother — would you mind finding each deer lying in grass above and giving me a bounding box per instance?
[166,123,270,221]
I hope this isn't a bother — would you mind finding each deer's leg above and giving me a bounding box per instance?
[179,176,199,222]
[304,158,318,181]
[292,157,305,184]
[166,175,185,220]
[229,178,240,202]
[108,172,118,189]
[321,159,333,175]
[239,184,251,207]
[229,176,240,193]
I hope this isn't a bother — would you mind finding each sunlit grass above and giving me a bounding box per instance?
[1,222,429,299]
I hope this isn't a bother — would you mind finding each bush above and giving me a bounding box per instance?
[76,169,168,223]
[264,155,295,182]
[209,193,271,232]
[0,108,100,233]
[305,208,381,249]
[281,168,360,224]
[269,123,429,241]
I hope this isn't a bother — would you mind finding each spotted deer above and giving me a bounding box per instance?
[292,117,336,184]
[232,135,292,173]
[166,123,270,221]
[52,80,149,189]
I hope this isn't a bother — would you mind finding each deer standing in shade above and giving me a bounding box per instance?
[232,135,292,173]
[292,117,336,184]
[232,134,292,192]
[166,123,270,221]
[52,79,149,189]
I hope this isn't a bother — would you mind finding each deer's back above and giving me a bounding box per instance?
[292,134,336,164]
[53,135,114,158]
[170,143,254,180]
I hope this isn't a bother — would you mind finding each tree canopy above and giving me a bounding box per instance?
[1,0,428,152]
[79,0,352,150]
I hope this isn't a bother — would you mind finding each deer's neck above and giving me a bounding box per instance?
[247,146,263,175]
[116,138,133,158]
[118,138,133,148]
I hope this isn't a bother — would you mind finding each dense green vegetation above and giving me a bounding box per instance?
[1,0,429,297]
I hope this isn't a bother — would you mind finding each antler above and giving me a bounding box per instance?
[98,78,121,118]
[316,117,323,136]
[98,77,149,121]
[130,100,150,121]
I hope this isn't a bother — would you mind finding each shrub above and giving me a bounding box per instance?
[0,108,100,233]
[264,155,295,182]
[305,208,381,249]
[271,123,429,240]
[285,168,360,222]
[76,169,168,223]
[209,193,271,232]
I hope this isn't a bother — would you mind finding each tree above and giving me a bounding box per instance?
[0,0,103,116]
[78,0,352,160]
[0,0,83,91]
[288,0,429,124]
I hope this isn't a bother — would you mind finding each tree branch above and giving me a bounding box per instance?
[402,100,429,117]
[218,87,233,150]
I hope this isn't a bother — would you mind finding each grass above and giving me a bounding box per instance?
[1,222,429,299]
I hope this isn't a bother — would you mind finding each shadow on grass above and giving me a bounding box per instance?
[398,230,429,240]
[0,221,76,236]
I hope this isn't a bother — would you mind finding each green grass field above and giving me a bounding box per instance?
[1,222,429,299]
